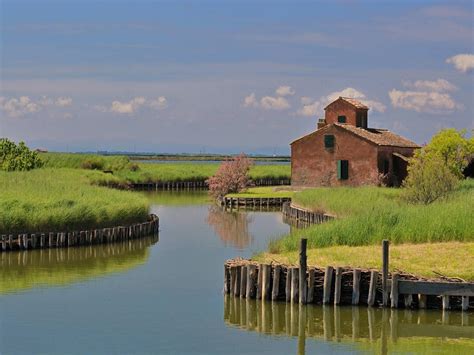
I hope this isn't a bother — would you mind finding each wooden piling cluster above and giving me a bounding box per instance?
[224,239,473,312]
[129,178,291,191]
[131,180,208,190]
[282,202,334,224]
[221,197,291,208]
[0,214,159,252]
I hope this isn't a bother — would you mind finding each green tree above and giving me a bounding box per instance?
[402,152,458,204]
[0,138,43,171]
[421,128,474,178]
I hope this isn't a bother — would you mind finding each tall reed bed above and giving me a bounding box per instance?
[270,179,474,253]
[0,169,149,233]
[112,163,290,184]
[40,153,291,184]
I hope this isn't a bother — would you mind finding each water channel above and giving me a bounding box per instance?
[1,191,472,354]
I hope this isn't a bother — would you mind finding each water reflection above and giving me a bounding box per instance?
[224,296,474,354]
[207,206,254,249]
[0,235,158,294]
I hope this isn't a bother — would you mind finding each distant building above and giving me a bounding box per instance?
[290,97,419,187]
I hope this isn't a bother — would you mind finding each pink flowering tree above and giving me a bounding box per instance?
[207,154,254,199]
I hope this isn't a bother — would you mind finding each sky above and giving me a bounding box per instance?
[0,0,473,154]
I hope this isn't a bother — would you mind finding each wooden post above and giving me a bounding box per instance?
[291,267,299,303]
[1,234,6,251]
[404,294,413,308]
[352,269,361,305]
[229,266,236,295]
[285,268,291,302]
[299,238,307,304]
[461,296,469,312]
[390,273,399,308]
[234,265,241,297]
[257,264,263,299]
[323,266,334,304]
[246,264,257,299]
[307,269,315,303]
[262,264,271,300]
[334,267,343,305]
[418,294,427,309]
[240,265,247,298]
[367,270,378,307]
[442,295,450,310]
[272,265,281,301]
[382,240,390,307]
[224,265,230,294]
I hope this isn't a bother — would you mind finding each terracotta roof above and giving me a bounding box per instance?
[290,123,420,148]
[335,124,419,148]
[325,96,369,110]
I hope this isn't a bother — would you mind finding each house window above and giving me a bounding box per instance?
[324,135,335,148]
[337,160,349,180]
[356,112,367,128]
[337,115,346,123]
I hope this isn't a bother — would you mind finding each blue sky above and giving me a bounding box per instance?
[1,0,472,154]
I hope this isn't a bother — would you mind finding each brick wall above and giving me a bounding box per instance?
[291,125,379,187]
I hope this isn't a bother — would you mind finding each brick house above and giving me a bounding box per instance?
[290,97,419,187]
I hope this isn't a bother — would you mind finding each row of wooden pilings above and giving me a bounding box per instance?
[129,178,291,191]
[0,214,159,252]
[224,239,473,311]
[221,197,291,208]
[282,202,334,224]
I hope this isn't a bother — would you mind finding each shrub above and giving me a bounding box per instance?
[402,153,458,204]
[422,128,474,178]
[80,158,105,170]
[0,138,43,171]
[206,154,253,199]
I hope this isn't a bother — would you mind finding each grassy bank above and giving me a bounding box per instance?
[40,152,291,184]
[256,242,474,280]
[226,186,294,198]
[0,168,149,233]
[270,179,474,253]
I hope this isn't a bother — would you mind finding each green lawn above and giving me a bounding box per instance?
[226,186,294,198]
[0,168,149,234]
[256,242,474,281]
[254,179,474,280]
[269,179,474,254]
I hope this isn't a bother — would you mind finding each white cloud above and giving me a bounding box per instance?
[55,97,73,107]
[148,96,168,110]
[275,85,295,97]
[260,96,290,110]
[297,87,386,117]
[108,96,168,114]
[243,87,291,110]
[243,93,258,108]
[0,95,72,117]
[446,54,474,73]
[402,78,457,92]
[389,89,461,113]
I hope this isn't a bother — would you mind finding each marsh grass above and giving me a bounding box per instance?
[0,168,149,233]
[269,179,474,253]
[40,153,291,184]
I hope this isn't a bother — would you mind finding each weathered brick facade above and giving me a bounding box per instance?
[291,97,419,187]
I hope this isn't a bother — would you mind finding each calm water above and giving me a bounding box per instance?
[0,191,472,354]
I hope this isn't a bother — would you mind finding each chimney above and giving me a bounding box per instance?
[317,118,326,129]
